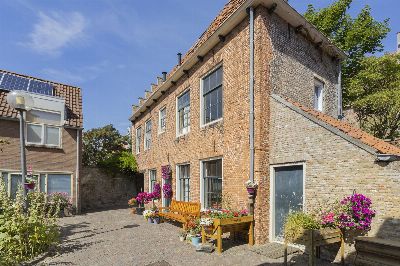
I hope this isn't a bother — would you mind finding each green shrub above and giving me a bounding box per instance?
[284,212,320,242]
[0,178,59,265]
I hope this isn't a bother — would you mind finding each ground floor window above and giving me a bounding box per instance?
[149,169,157,192]
[177,164,190,202]
[202,159,222,209]
[0,171,72,198]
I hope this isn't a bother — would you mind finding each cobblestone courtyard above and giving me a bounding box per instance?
[38,208,332,266]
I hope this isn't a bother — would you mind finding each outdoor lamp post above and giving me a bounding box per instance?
[6,90,34,209]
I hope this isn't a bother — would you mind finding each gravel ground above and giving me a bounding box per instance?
[37,208,334,266]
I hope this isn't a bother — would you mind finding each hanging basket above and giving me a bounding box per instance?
[246,187,256,195]
[24,182,35,190]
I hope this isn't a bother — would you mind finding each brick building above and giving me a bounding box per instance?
[0,69,83,210]
[130,0,400,249]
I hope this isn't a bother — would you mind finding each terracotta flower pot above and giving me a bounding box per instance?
[246,187,256,194]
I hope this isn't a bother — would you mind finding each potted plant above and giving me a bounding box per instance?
[245,180,258,195]
[152,207,160,224]
[187,218,202,246]
[135,192,152,215]
[179,229,186,242]
[200,217,214,234]
[24,177,36,190]
[143,210,154,223]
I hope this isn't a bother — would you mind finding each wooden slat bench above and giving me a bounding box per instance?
[158,200,201,230]
[355,237,400,266]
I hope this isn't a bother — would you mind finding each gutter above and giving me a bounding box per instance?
[376,154,400,162]
[249,6,255,183]
[76,128,82,213]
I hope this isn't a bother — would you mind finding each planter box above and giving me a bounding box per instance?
[201,215,254,253]
[285,228,343,266]
[355,237,400,266]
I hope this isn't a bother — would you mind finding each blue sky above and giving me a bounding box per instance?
[0,0,398,134]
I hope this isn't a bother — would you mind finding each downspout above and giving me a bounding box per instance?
[337,62,343,119]
[249,6,255,183]
[76,128,81,213]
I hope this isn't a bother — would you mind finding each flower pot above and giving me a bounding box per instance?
[24,182,35,190]
[246,187,256,195]
[136,207,145,215]
[191,236,201,246]
[203,225,214,235]
[147,218,153,223]
[152,217,160,224]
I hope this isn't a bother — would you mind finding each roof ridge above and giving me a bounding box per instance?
[272,94,400,156]
[0,69,81,90]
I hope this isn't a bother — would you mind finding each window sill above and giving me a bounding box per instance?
[158,130,166,136]
[26,143,62,150]
[201,118,223,129]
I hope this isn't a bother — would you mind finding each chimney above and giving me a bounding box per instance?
[397,32,400,53]
[162,72,167,81]
[157,77,163,85]
[177,53,182,66]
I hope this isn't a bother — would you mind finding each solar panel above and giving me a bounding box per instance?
[0,73,29,91]
[0,71,54,96]
[29,80,54,95]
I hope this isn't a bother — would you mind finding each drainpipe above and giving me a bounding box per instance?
[249,6,255,184]
[337,62,343,119]
[76,128,81,213]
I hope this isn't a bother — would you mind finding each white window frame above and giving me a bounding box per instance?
[199,157,223,209]
[314,79,324,112]
[0,170,73,198]
[25,109,62,148]
[269,162,306,243]
[144,119,152,151]
[200,65,223,127]
[158,107,166,134]
[175,163,190,202]
[148,169,157,193]
[176,88,191,137]
[135,126,142,154]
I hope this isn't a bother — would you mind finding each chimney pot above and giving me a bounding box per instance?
[162,72,167,81]
[177,53,182,66]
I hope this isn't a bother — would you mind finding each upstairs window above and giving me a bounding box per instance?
[159,107,166,133]
[177,90,190,135]
[144,120,152,150]
[26,109,62,147]
[202,66,223,125]
[314,79,324,112]
[135,127,142,154]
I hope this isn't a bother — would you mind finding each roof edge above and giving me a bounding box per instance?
[271,94,379,156]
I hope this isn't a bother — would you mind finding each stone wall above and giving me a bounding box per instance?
[270,96,400,261]
[80,167,139,211]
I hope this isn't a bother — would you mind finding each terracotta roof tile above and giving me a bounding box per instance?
[286,98,400,155]
[0,69,83,128]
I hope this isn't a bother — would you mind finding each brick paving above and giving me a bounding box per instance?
[38,208,334,266]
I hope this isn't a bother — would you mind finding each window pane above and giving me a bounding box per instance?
[46,126,60,146]
[136,127,141,153]
[40,174,46,193]
[10,174,22,199]
[27,124,42,144]
[203,159,222,209]
[178,90,190,110]
[202,67,223,124]
[26,110,62,125]
[149,170,156,192]
[145,120,152,149]
[47,174,71,196]
[2,173,8,189]
[179,165,190,201]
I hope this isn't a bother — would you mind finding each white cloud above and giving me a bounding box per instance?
[27,11,86,55]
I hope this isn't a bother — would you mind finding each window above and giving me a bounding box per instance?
[26,109,62,147]
[177,90,190,135]
[202,67,223,124]
[135,127,142,154]
[1,171,71,198]
[202,159,222,209]
[144,120,152,150]
[314,79,324,111]
[159,107,166,133]
[177,164,190,201]
[149,170,157,192]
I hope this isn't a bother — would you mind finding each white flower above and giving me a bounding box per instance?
[200,218,213,226]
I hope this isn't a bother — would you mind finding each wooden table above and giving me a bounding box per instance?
[201,215,254,253]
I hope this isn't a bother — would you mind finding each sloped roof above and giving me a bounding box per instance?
[0,69,83,128]
[273,94,400,156]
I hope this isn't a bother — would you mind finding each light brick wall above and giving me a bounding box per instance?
[0,119,80,207]
[266,10,340,117]
[270,97,400,259]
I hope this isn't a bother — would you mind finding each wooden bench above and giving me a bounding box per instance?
[355,237,400,266]
[158,200,201,230]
